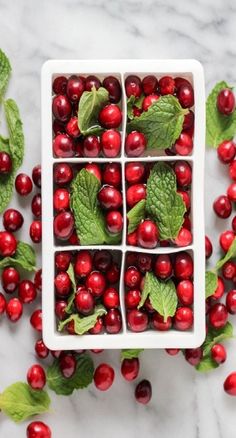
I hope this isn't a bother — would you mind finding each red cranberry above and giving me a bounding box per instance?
[103,163,121,187]
[209,303,228,329]
[98,186,122,210]
[174,307,193,330]
[15,173,33,196]
[183,215,191,231]
[53,133,75,158]
[205,235,213,259]
[176,279,193,306]
[183,110,194,130]
[89,317,104,334]
[30,309,42,331]
[135,379,152,404]
[51,350,62,359]
[27,364,46,390]
[101,129,121,157]
[83,135,101,157]
[0,151,12,174]
[55,272,71,297]
[106,211,123,234]
[175,77,192,90]
[226,290,236,314]
[177,83,194,108]
[213,195,232,218]
[103,287,119,309]
[102,76,121,103]
[125,131,147,157]
[142,75,158,95]
[2,208,23,233]
[86,271,106,297]
[154,254,172,279]
[55,300,67,320]
[2,266,20,293]
[27,421,51,438]
[53,188,70,211]
[74,250,92,277]
[174,252,193,280]
[75,289,94,315]
[222,261,236,281]
[217,88,235,115]
[6,298,23,322]
[174,161,192,187]
[59,353,77,378]
[126,184,146,208]
[132,107,142,117]
[219,230,235,252]
[35,339,49,359]
[174,132,193,155]
[127,231,138,246]
[85,75,101,91]
[137,220,159,249]
[34,268,42,292]
[125,162,145,184]
[125,266,141,288]
[53,211,74,240]
[217,140,236,163]
[52,94,71,121]
[85,163,102,181]
[121,358,139,381]
[229,160,236,181]
[175,227,192,247]
[99,104,122,129]
[31,194,42,218]
[177,190,191,211]
[227,182,236,202]
[0,231,17,256]
[55,251,71,271]
[66,75,84,102]
[54,163,73,185]
[165,348,180,356]
[30,220,42,243]
[93,250,112,272]
[104,308,122,333]
[224,372,236,396]
[53,75,67,94]
[94,363,115,391]
[152,312,172,331]
[125,75,142,97]
[106,262,120,284]
[0,293,6,315]
[159,76,175,95]
[53,119,65,135]
[127,309,148,332]
[185,348,203,366]
[211,343,226,364]
[66,116,80,137]
[142,94,159,111]
[18,280,37,304]
[125,289,141,309]
[137,253,153,273]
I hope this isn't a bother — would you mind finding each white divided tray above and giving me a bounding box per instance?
[41,59,205,350]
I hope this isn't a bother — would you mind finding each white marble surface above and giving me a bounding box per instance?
[0,0,236,436]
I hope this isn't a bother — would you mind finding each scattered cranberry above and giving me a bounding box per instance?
[219,230,235,252]
[102,76,121,103]
[0,151,12,174]
[55,271,71,297]
[205,235,213,259]
[121,358,140,381]
[103,287,120,309]
[53,188,70,211]
[209,303,228,329]
[125,75,142,98]
[125,162,145,184]
[30,309,42,332]
[135,379,152,404]
[185,348,202,366]
[177,279,193,306]
[211,276,225,300]
[217,88,235,115]
[125,131,147,157]
[53,75,67,94]
[54,211,74,240]
[6,298,23,322]
[83,135,100,157]
[3,208,23,232]
[174,307,193,330]
[32,164,41,188]
[137,220,159,249]
[213,195,232,219]
[103,163,121,187]
[224,372,236,396]
[55,300,67,320]
[2,266,20,293]
[59,353,77,378]
[27,421,51,438]
[142,75,158,95]
[15,173,33,196]
[27,364,46,390]
[31,194,42,218]
[226,290,236,314]
[101,129,121,157]
[0,293,6,315]
[35,339,49,359]
[85,163,102,181]
[104,308,122,333]
[211,343,227,364]
[53,133,75,158]
[106,210,123,234]
[127,309,148,332]
[99,104,122,129]
[94,363,115,391]
[0,231,17,256]
[222,261,236,281]
[174,161,192,187]
[52,94,71,121]
[18,280,37,304]
[54,163,73,185]
[217,140,236,164]
[30,220,42,243]
[86,271,106,297]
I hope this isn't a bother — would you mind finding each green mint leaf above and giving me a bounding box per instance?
[78,86,109,134]
[4,99,24,169]
[47,353,94,395]
[215,237,236,271]
[195,356,219,372]
[121,349,144,361]
[58,305,107,335]
[0,136,15,214]
[127,95,187,149]
[202,322,233,357]
[0,49,11,100]
[205,271,218,298]
[0,241,36,271]
[138,272,177,322]
[127,94,144,120]
[146,162,186,240]
[81,125,104,136]
[127,199,146,234]
[0,382,50,423]
[206,81,236,147]
[65,263,77,314]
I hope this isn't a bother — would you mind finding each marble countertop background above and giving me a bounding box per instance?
[0,0,236,436]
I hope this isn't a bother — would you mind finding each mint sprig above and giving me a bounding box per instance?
[58,304,107,335]
[0,241,36,272]
[121,349,144,361]
[0,49,11,101]
[78,86,109,135]
[127,199,146,234]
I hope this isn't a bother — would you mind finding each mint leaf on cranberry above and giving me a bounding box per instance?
[127,95,187,149]
[0,382,50,423]
[0,49,11,100]
[78,86,109,134]
[47,353,94,395]
[65,263,77,314]
[58,305,107,335]
[4,99,24,168]
[138,272,177,321]
[206,81,236,147]
[205,271,218,298]
[127,95,144,120]
[146,162,186,239]
[121,349,144,361]
[0,241,36,271]
[127,199,146,233]
[215,237,236,271]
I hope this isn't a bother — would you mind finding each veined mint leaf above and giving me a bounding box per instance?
[127,199,146,234]
[4,99,24,168]
[127,95,187,149]
[146,162,186,240]
[205,271,218,298]
[65,263,77,314]
[0,241,36,271]
[121,349,144,361]
[127,94,144,120]
[58,305,107,335]
[78,86,109,134]
[47,353,94,395]
[0,49,11,100]
[215,237,236,271]
[0,136,15,214]
[138,272,177,322]
[206,81,236,147]
[0,382,50,423]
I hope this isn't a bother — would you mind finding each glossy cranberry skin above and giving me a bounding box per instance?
[85,163,101,181]
[137,253,153,273]
[99,104,122,129]
[2,266,20,293]
[159,76,175,94]
[27,421,51,438]
[86,271,106,297]
[142,75,158,95]
[0,231,17,256]
[205,235,213,259]
[83,135,101,157]
[53,133,75,158]
[127,309,148,332]
[58,353,76,379]
[53,188,70,211]
[103,163,121,187]
[31,194,42,218]
[55,272,71,297]
[177,84,194,108]
[209,303,228,329]
[30,309,42,331]
[52,94,71,121]
[126,184,146,208]
[85,75,101,91]
[226,290,236,314]
[6,298,23,322]
[55,251,71,271]
[75,289,94,315]
[224,372,236,396]
[165,348,180,356]
[15,173,33,196]
[53,75,67,94]
[185,348,203,366]
[152,313,172,331]
[174,307,193,330]
[93,250,112,272]
[177,280,193,306]
[103,287,119,309]
[154,254,172,279]
[229,160,236,181]
[94,363,115,391]
[0,151,12,174]
[177,190,191,211]
[0,293,6,315]
[53,211,74,240]
[30,220,42,243]
[127,231,138,246]
[142,94,159,111]
[18,280,37,304]
[125,289,141,309]
[217,88,235,115]
[27,364,46,390]
[104,308,122,333]
[183,110,194,130]
[219,230,235,252]
[137,220,159,249]
[125,266,141,289]
[174,252,193,280]
[175,227,192,247]
[106,262,120,284]
[32,164,41,188]
[35,339,49,359]
[66,116,80,138]
[125,162,145,184]
[101,129,121,158]
[135,379,152,404]
[89,316,104,335]
[217,140,236,164]
[174,161,192,187]
[106,210,123,234]
[211,343,226,364]
[34,268,42,293]
[121,358,140,381]
[74,250,92,277]
[125,131,147,157]
[66,75,84,102]
[102,76,121,103]
[55,300,67,320]
[227,183,236,203]
[222,261,236,281]
[54,163,73,185]
[174,132,193,155]
[213,195,232,219]
[98,186,122,210]
[125,75,142,97]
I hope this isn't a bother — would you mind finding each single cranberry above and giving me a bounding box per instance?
[104,308,122,333]
[125,131,147,157]
[106,211,123,234]
[55,272,71,297]
[222,261,236,281]
[0,231,17,256]
[176,279,193,306]
[152,313,172,331]
[2,208,23,233]
[125,266,141,289]
[127,231,138,246]
[59,353,77,378]
[175,77,192,90]
[209,303,228,329]
[30,309,42,331]
[98,186,122,210]
[142,94,159,111]
[31,194,42,218]
[27,421,51,438]
[177,190,191,211]
[53,188,70,211]
[174,307,193,330]
[99,104,122,129]
[125,162,145,184]
[0,151,12,174]
[106,263,120,284]
[89,317,104,334]
[159,76,175,95]
[30,220,42,243]
[219,230,235,252]
[229,160,236,181]
[175,227,192,247]
[127,309,148,332]
[75,289,94,315]
[174,132,193,155]
[18,280,37,304]
[0,293,6,315]
[102,76,121,103]
[125,289,141,309]
[211,343,226,364]
[15,173,33,196]
[85,75,101,91]
[177,83,194,108]
[135,380,152,404]
[103,287,119,309]
[53,75,67,94]
[83,135,101,157]
[217,140,236,164]
[93,250,112,272]
[103,163,121,187]
[53,163,73,185]
[154,254,172,279]
[174,252,193,279]
[101,129,121,158]
[55,251,71,271]
[185,348,203,366]
[74,250,92,277]
[2,266,20,293]
[55,300,67,320]
[213,195,232,218]
[126,184,146,208]
[35,339,49,359]
[226,290,236,314]
[217,88,235,115]
[53,211,74,240]
[165,348,180,356]
[183,110,194,130]
[6,298,23,322]
[66,75,84,102]
[31,164,41,188]
[227,182,236,202]
[142,75,158,95]
[121,358,140,381]
[27,364,46,390]
[53,133,75,158]
[125,75,142,97]
[52,94,71,121]
[86,271,106,297]
[94,363,115,391]
[224,372,236,396]
[137,220,159,249]
[174,161,192,187]
[66,116,80,138]
[137,253,153,273]
[85,163,102,181]
[205,235,213,259]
